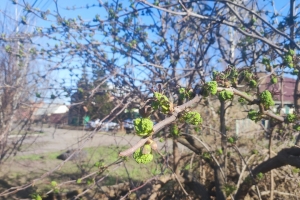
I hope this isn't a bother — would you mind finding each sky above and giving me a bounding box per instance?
[0,0,298,104]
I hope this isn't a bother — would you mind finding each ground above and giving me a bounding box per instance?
[0,127,187,199]
[1,126,298,199]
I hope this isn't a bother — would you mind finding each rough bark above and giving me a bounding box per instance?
[235,147,300,199]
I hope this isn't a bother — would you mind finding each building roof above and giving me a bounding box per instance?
[33,104,69,116]
[259,75,296,103]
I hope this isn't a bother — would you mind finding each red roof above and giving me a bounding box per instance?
[259,76,296,103]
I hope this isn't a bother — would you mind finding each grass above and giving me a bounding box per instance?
[9,145,162,186]
[17,151,61,161]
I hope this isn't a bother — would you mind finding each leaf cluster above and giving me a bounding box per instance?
[133,118,153,137]
[182,111,203,125]
[218,90,234,101]
[259,90,275,110]
[133,144,153,164]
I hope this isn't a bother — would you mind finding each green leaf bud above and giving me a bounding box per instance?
[262,57,270,65]
[248,109,261,122]
[259,90,275,110]
[293,124,300,131]
[292,69,299,75]
[286,114,296,123]
[170,124,179,136]
[265,65,271,72]
[284,55,293,63]
[154,92,169,102]
[271,76,277,84]
[218,90,234,101]
[133,146,153,164]
[141,144,152,155]
[288,49,295,56]
[288,62,294,68]
[256,172,264,180]
[183,111,203,125]
[227,137,235,144]
[249,80,257,88]
[238,97,247,104]
[244,71,253,81]
[178,88,186,100]
[203,81,218,96]
[51,181,58,187]
[134,118,153,136]
[217,149,223,155]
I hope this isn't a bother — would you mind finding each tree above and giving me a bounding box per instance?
[68,66,115,125]
[0,2,53,163]
[0,0,300,199]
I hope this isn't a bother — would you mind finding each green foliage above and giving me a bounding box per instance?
[292,69,299,75]
[244,71,253,81]
[78,88,84,93]
[153,0,159,6]
[179,88,186,100]
[223,184,236,197]
[5,45,11,53]
[31,193,42,200]
[134,118,153,136]
[179,88,193,100]
[286,114,296,123]
[292,168,300,173]
[51,181,57,187]
[218,90,234,101]
[152,92,171,114]
[284,53,294,68]
[249,80,257,88]
[202,152,211,160]
[238,93,249,105]
[293,124,300,131]
[202,81,218,97]
[183,111,203,125]
[262,57,270,65]
[266,65,272,72]
[284,55,293,63]
[184,164,193,170]
[170,124,179,136]
[153,92,169,104]
[35,93,41,98]
[262,57,272,72]
[256,172,264,180]
[142,144,152,155]
[271,76,277,84]
[238,97,247,104]
[86,179,93,185]
[250,17,256,24]
[76,179,82,184]
[260,90,275,110]
[217,149,223,155]
[94,160,104,168]
[248,109,261,122]
[288,49,295,56]
[227,137,236,144]
[87,93,115,120]
[133,144,153,164]
[212,70,218,80]
[252,149,259,154]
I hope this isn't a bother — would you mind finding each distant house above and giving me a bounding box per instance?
[14,102,43,123]
[33,103,69,125]
[259,75,296,114]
